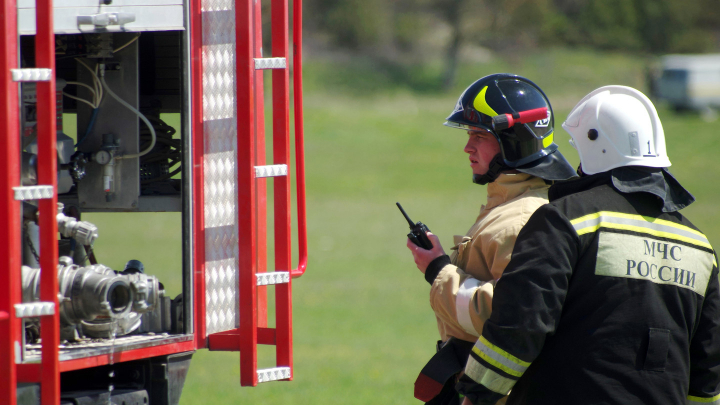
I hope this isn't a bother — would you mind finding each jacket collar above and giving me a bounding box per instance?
[485,173,548,211]
[548,167,694,212]
[548,171,611,202]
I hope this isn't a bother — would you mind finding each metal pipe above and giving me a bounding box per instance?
[291,0,307,278]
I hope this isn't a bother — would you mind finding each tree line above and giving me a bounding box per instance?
[302,0,720,88]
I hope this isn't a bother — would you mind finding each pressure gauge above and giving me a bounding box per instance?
[95,150,112,165]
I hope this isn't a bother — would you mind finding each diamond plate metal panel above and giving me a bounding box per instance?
[203,0,240,335]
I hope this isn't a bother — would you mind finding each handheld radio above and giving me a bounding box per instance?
[396,202,433,250]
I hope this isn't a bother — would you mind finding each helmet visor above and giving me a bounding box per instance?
[443,120,492,131]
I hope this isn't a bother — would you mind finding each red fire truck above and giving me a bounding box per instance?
[0,0,308,403]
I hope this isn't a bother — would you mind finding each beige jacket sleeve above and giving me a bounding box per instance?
[429,225,523,342]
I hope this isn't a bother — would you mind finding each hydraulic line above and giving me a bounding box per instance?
[99,64,156,159]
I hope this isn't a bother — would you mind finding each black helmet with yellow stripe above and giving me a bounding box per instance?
[445,73,577,184]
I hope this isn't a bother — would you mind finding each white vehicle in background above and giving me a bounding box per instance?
[654,54,720,112]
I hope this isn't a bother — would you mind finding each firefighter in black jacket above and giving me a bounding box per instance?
[456,85,720,405]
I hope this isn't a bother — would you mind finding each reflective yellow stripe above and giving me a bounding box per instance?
[473,86,498,117]
[570,211,712,250]
[542,131,554,148]
[472,346,523,378]
[471,336,530,378]
[571,212,708,239]
[465,355,516,395]
[471,346,521,378]
[479,336,531,367]
[687,392,720,404]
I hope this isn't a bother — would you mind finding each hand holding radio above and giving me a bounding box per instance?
[398,202,446,274]
[397,202,433,249]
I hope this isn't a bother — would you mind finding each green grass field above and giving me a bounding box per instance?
[82,48,720,404]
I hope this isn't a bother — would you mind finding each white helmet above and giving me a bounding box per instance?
[562,85,671,175]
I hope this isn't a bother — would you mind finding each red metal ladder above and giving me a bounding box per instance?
[206,0,308,387]
[0,0,61,404]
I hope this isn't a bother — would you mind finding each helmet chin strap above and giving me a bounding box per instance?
[472,154,508,185]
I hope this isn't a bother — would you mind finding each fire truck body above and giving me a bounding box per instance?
[1,0,307,404]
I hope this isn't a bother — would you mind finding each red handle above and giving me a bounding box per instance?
[491,107,548,131]
[516,107,548,124]
[291,0,307,278]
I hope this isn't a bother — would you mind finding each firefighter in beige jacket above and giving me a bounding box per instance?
[430,173,549,342]
[408,74,577,404]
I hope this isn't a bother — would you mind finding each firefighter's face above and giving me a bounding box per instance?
[464,129,501,176]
